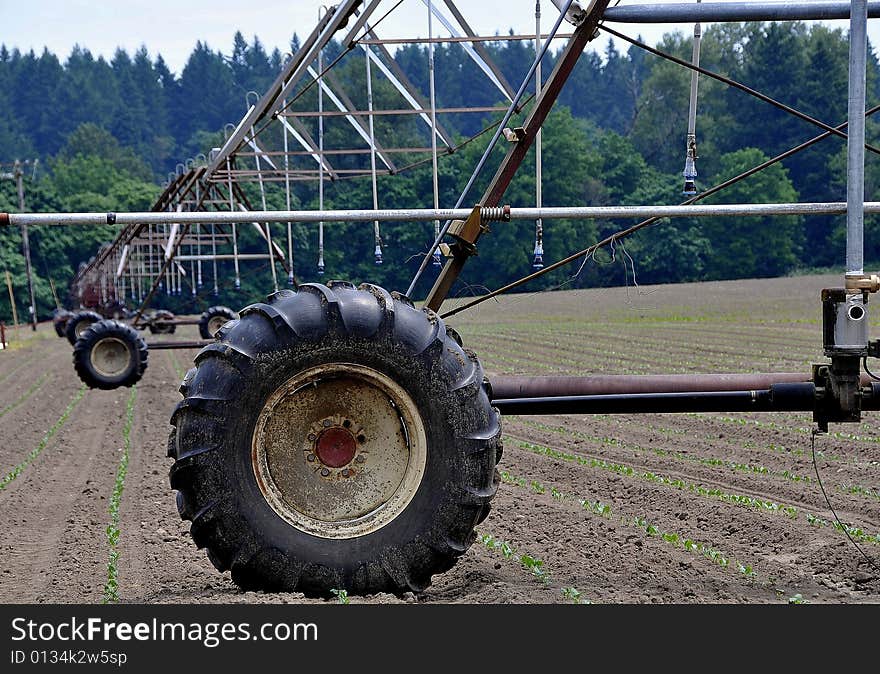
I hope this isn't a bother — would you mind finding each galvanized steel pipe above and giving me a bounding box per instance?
[8,201,880,226]
[603,1,880,23]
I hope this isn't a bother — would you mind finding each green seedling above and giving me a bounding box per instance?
[0,385,86,491]
[330,588,350,605]
[104,386,137,603]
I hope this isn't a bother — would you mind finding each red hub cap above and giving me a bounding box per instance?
[315,427,357,468]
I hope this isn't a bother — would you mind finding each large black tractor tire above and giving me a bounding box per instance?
[198,305,238,340]
[73,319,148,390]
[65,310,103,346]
[53,310,73,338]
[168,281,501,596]
[149,310,176,335]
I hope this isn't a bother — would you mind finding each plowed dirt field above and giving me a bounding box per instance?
[1,273,878,604]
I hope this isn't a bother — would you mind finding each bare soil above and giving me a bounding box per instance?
[1,274,878,604]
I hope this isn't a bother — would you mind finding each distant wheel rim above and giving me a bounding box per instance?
[89,337,131,378]
[251,363,427,540]
[75,319,96,338]
[207,315,228,336]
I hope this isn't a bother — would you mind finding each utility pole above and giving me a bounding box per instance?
[13,160,37,331]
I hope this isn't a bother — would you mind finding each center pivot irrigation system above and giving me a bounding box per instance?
[4,0,880,596]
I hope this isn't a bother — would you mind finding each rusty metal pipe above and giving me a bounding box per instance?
[146,341,213,350]
[489,373,817,398]
[491,384,813,416]
[492,382,880,416]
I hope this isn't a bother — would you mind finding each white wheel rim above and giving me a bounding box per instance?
[252,363,427,539]
[89,336,131,377]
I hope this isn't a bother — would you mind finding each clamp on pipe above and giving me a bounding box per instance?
[844,273,880,293]
[441,205,511,258]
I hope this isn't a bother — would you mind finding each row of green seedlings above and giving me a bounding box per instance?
[0,385,86,491]
[501,462,812,604]
[469,322,814,374]
[689,411,880,447]
[514,417,878,505]
[0,353,37,386]
[499,469,758,584]
[514,438,880,545]
[514,439,799,518]
[475,530,588,605]
[0,372,49,421]
[104,386,138,603]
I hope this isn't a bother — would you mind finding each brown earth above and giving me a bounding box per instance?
[1,273,878,604]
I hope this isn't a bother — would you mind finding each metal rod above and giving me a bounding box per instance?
[13,201,880,227]
[490,385,817,416]
[848,0,869,277]
[534,0,544,270]
[603,1,880,23]
[146,340,214,350]
[428,0,442,267]
[365,40,382,265]
[490,373,822,398]
[407,0,587,299]
[318,14,326,277]
[683,2,701,195]
[283,81,294,286]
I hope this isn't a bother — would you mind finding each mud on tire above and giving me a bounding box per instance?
[168,281,501,596]
[73,319,148,390]
[198,305,238,340]
[65,310,103,346]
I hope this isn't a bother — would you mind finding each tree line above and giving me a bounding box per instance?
[1,22,880,322]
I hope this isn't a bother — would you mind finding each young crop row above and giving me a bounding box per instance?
[0,354,38,387]
[513,417,879,504]
[0,372,49,421]
[476,531,590,603]
[498,465,763,591]
[513,438,880,545]
[0,385,86,491]
[104,386,138,603]
[514,438,800,518]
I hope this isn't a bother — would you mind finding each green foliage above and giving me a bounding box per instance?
[330,588,350,605]
[103,386,137,603]
[1,21,874,318]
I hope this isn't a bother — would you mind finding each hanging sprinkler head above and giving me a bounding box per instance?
[374,243,383,265]
[288,273,295,287]
[317,251,325,275]
[533,241,544,270]
[682,137,698,196]
[234,277,241,290]
[432,248,442,267]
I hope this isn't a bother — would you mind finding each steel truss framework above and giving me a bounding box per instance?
[68,0,583,322]
[33,0,880,328]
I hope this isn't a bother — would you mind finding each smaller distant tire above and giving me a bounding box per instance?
[149,310,176,335]
[53,310,73,338]
[198,305,238,339]
[65,310,103,346]
[73,320,148,390]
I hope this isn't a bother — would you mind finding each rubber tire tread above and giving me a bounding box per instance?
[169,282,501,596]
[72,319,149,390]
[65,310,103,346]
[198,306,238,340]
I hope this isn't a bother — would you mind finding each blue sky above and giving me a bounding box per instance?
[1,0,877,75]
